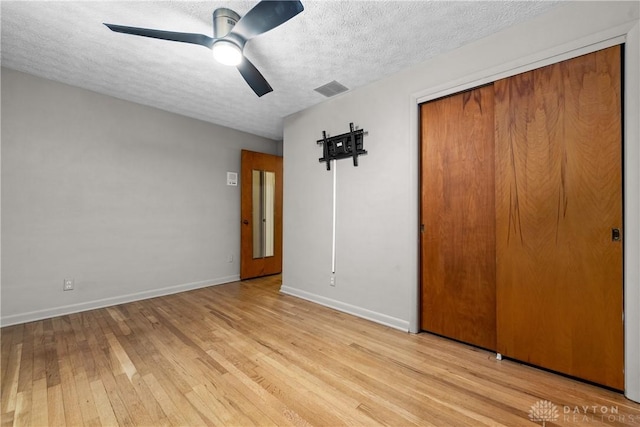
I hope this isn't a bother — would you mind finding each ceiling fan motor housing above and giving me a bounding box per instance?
[213,8,240,38]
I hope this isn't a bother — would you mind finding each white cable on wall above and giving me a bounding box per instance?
[332,159,337,274]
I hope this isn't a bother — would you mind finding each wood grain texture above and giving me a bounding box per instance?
[495,45,623,389]
[1,274,639,426]
[420,85,497,350]
[240,150,283,280]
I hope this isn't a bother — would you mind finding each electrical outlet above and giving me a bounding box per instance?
[227,254,234,263]
[63,278,74,291]
[330,275,336,287]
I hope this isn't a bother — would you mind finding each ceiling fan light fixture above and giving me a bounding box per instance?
[212,40,242,66]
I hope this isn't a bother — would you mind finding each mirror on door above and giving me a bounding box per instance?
[252,169,275,259]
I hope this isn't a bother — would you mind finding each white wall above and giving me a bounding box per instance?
[282,1,640,402]
[1,68,278,326]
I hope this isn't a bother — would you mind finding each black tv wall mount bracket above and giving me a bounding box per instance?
[317,123,367,170]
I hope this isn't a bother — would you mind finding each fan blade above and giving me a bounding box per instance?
[237,57,273,97]
[230,1,303,41]
[104,24,215,48]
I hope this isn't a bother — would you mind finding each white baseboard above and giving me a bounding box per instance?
[279,286,410,332]
[0,275,240,327]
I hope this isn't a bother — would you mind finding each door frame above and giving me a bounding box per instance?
[409,22,640,401]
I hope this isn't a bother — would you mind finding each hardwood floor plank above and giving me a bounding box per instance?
[202,349,311,427]
[104,333,137,381]
[89,380,119,427]
[56,352,83,426]
[46,384,65,427]
[189,381,249,425]
[29,378,47,427]
[242,320,449,423]
[106,307,131,336]
[12,391,30,427]
[0,412,13,427]
[16,325,33,395]
[73,371,101,426]
[1,343,22,415]
[182,387,223,426]
[112,373,156,426]
[127,373,172,426]
[98,372,135,426]
[2,275,640,426]
[232,327,429,426]
[0,327,15,388]
[82,317,135,427]
[142,373,205,427]
[42,320,60,389]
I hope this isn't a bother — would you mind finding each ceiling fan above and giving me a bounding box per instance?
[104,1,304,97]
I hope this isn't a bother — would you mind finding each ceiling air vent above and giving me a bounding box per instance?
[314,80,349,97]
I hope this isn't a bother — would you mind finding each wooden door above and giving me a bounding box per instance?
[494,46,623,389]
[240,150,283,280]
[420,85,497,350]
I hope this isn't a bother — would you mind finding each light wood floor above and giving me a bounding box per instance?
[2,275,640,426]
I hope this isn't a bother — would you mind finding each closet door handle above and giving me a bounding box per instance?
[612,228,621,242]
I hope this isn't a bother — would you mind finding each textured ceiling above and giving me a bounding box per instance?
[1,1,560,140]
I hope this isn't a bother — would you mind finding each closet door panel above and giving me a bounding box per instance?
[495,45,623,389]
[420,86,496,350]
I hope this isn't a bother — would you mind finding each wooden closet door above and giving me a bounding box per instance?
[495,46,623,389]
[240,150,283,280]
[420,85,497,350]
